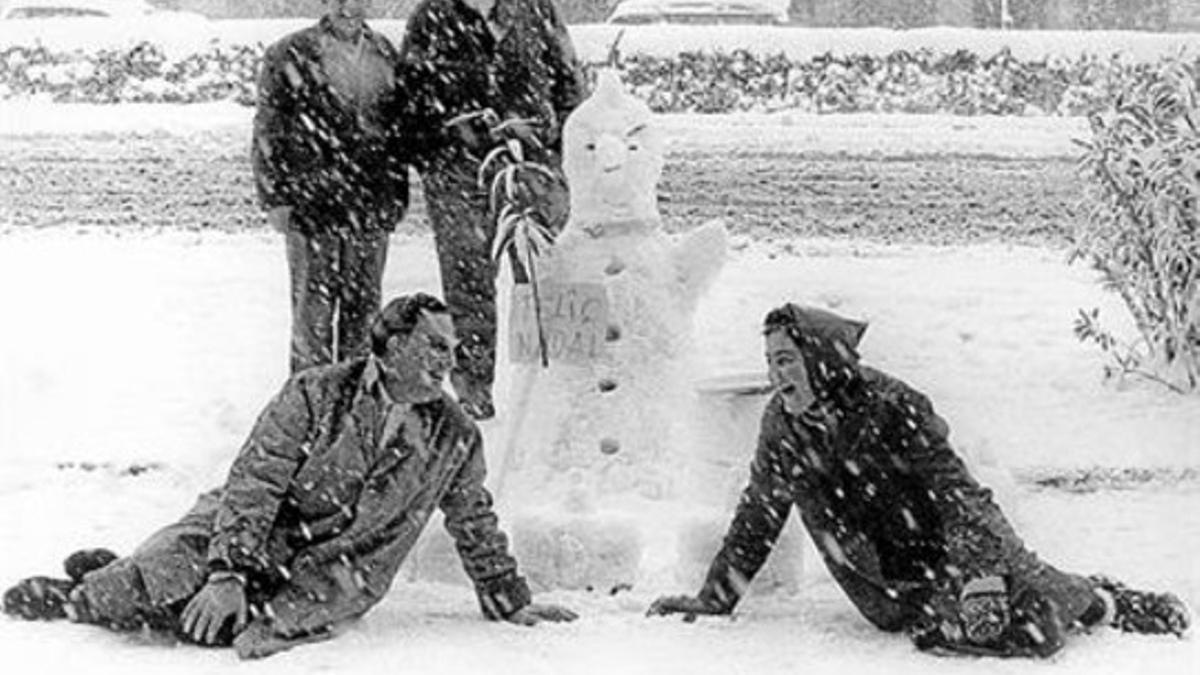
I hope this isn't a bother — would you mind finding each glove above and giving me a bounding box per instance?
[646,595,727,622]
[910,577,1065,658]
[504,602,578,626]
[959,576,1010,645]
[180,573,248,645]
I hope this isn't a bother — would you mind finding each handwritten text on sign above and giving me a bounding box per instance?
[509,283,608,364]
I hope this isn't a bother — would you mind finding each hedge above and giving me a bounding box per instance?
[2,39,1197,116]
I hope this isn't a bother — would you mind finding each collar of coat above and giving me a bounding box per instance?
[316,14,376,47]
[361,355,434,410]
[359,356,448,465]
[284,15,396,66]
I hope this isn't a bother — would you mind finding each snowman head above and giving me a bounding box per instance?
[562,69,664,228]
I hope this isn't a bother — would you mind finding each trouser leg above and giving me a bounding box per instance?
[74,523,211,634]
[1009,559,1104,629]
[335,230,389,362]
[424,172,499,400]
[833,570,918,633]
[286,229,338,373]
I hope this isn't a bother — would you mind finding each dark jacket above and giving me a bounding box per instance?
[398,0,588,171]
[251,17,409,234]
[698,306,1042,625]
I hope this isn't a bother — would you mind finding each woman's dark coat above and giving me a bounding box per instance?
[697,306,1098,643]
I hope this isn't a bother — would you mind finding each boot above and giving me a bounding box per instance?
[63,548,118,582]
[3,576,76,621]
[1090,575,1191,637]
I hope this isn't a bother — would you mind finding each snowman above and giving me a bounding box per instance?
[488,70,757,592]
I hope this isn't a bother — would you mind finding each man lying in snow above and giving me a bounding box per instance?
[3,293,576,659]
[648,303,1190,657]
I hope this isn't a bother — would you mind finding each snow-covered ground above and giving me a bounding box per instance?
[0,227,1197,674]
[0,100,1090,159]
[1,99,1198,673]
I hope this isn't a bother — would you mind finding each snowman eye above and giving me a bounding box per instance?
[585,142,596,151]
[625,123,646,152]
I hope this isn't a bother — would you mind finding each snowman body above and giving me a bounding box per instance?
[492,71,784,592]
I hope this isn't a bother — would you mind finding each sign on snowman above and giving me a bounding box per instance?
[509,282,608,364]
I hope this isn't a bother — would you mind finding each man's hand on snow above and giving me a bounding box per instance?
[646,595,725,622]
[180,574,248,644]
[505,602,578,626]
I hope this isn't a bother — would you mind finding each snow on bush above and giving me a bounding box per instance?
[1072,59,1200,392]
[619,48,1200,115]
[4,37,1199,116]
[0,42,258,104]
[1,22,1198,113]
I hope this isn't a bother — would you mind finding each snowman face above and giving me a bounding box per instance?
[562,71,664,224]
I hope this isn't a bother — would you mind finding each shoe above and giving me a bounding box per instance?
[1090,575,1191,637]
[63,548,118,582]
[3,576,76,621]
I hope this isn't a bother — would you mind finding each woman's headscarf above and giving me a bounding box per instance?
[762,303,869,407]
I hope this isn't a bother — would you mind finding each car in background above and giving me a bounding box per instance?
[606,0,786,25]
[0,0,203,20]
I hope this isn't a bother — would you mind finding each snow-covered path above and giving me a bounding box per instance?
[0,229,1196,673]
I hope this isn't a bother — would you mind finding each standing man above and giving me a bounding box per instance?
[253,0,409,373]
[399,0,588,419]
[4,294,577,660]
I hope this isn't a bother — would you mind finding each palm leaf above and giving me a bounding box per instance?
[479,144,513,189]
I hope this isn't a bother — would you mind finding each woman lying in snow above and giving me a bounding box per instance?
[648,303,1190,657]
[2,294,575,659]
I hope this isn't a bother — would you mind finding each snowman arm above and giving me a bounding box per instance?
[672,219,729,305]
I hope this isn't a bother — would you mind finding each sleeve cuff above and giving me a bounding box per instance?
[475,573,532,620]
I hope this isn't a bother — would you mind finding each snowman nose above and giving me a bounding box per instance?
[595,133,626,173]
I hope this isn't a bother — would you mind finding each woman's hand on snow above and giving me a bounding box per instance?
[180,574,248,644]
[646,595,724,622]
[505,602,579,626]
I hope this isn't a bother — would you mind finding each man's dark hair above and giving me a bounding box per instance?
[370,293,449,356]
